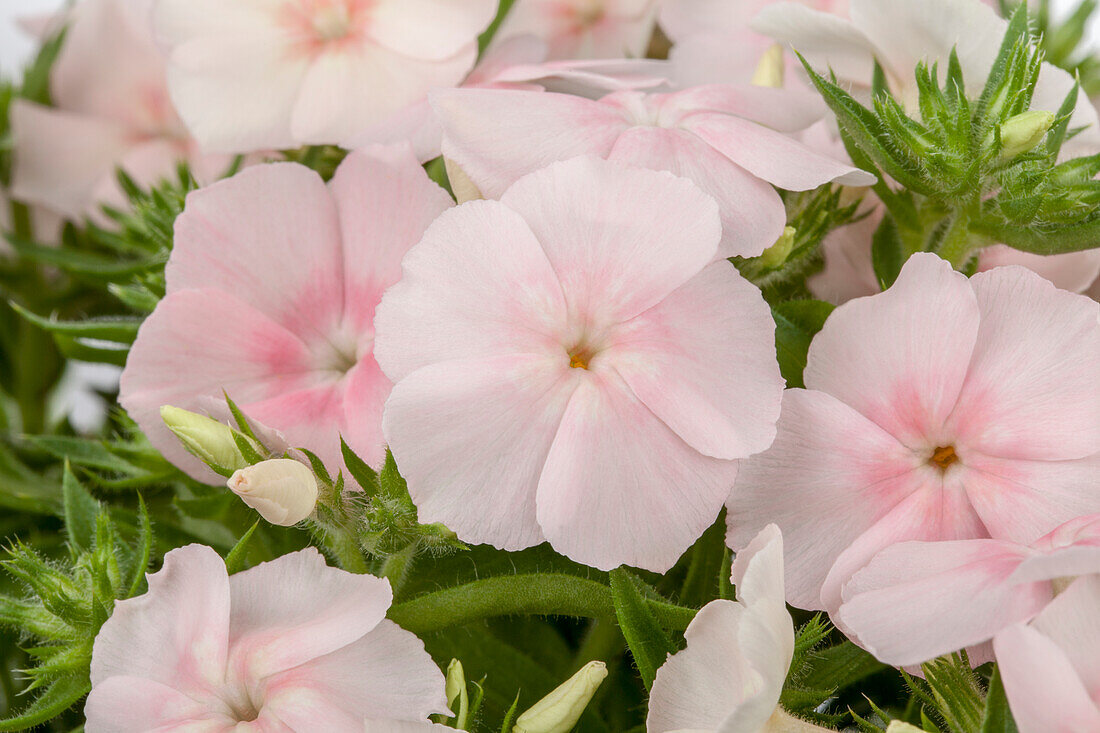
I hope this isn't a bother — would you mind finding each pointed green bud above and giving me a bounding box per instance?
[514,661,607,733]
[752,43,785,88]
[160,405,258,473]
[445,658,469,728]
[998,110,1055,159]
[759,226,797,269]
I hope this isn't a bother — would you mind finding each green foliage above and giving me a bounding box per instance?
[802,5,1100,269]
[609,568,677,690]
[772,299,835,388]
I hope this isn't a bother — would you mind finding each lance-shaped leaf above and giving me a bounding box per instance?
[609,568,676,690]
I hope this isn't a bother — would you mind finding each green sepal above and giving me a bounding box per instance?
[608,568,675,690]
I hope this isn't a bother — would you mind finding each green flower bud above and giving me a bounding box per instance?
[759,226,797,269]
[514,661,607,733]
[998,110,1055,160]
[445,658,469,728]
[160,405,258,472]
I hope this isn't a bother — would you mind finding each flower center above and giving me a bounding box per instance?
[930,445,958,471]
[567,341,600,370]
[311,4,351,40]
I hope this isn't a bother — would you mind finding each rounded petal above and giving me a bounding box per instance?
[994,622,1100,733]
[1031,575,1100,695]
[536,371,738,572]
[119,289,317,482]
[227,548,392,679]
[85,676,228,733]
[166,162,346,342]
[727,388,928,609]
[498,156,723,324]
[607,125,786,258]
[328,145,453,332]
[91,545,230,691]
[752,2,880,84]
[609,261,782,459]
[978,245,1100,295]
[732,524,787,611]
[433,87,630,198]
[290,44,477,145]
[382,355,576,551]
[264,620,448,728]
[960,453,1100,544]
[948,266,1100,461]
[805,253,981,450]
[652,85,827,133]
[806,205,882,304]
[372,199,569,383]
[366,0,497,60]
[836,539,1046,666]
[9,101,131,218]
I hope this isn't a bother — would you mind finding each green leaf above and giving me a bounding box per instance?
[499,690,522,733]
[609,568,675,690]
[802,641,887,692]
[871,213,906,290]
[920,652,986,733]
[26,436,146,475]
[981,666,1019,733]
[772,300,836,388]
[225,521,261,575]
[127,496,153,598]
[9,303,141,344]
[0,675,90,732]
[341,437,380,494]
[61,463,99,554]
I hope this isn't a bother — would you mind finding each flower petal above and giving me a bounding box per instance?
[85,676,227,733]
[537,370,738,572]
[609,261,782,459]
[751,2,880,84]
[366,0,497,60]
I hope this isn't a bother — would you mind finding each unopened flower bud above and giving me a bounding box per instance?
[161,405,258,472]
[444,158,483,204]
[514,661,607,733]
[998,110,1055,160]
[886,722,926,733]
[227,459,318,526]
[752,43,786,88]
[760,226,797,269]
[445,658,468,727]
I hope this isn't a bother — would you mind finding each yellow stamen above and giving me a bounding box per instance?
[930,445,958,470]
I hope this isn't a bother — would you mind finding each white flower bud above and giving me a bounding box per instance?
[444,158,483,204]
[752,43,786,88]
[227,459,318,526]
[445,658,468,727]
[160,405,258,472]
[998,110,1055,160]
[513,661,607,733]
[886,722,926,733]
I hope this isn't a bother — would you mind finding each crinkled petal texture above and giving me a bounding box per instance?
[154,0,495,152]
[376,157,783,571]
[648,525,793,733]
[728,253,1100,610]
[86,546,447,733]
[432,85,872,258]
[995,576,1100,733]
[120,146,451,482]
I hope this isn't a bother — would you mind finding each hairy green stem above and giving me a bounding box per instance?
[937,210,975,268]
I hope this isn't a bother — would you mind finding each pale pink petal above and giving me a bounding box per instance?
[85,676,229,733]
[366,0,497,60]
[805,253,980,449]
[363,721,452,732]
[467,35,552,83]
[328,145,453,331]
[1032,576,1100,695]
[236,381,349,478]
[820,468,989,613]
[338,359,391,469]
[751,3,880,84]
[381,355,574,551]
[493,0,659,60]
[498,156,723,325]
[166,162,346,342]
[836,539,1047,666]
[536,371,739,572]
[119,289,317,482]
[493,58,672,97]
[647,600,763,733]
[341,100,442,162]
[994,623,1100,733]
[372,199,569,383]
[651,85,826,133]
[668,28,775,87]
[682,112,875,189]
[433,88,630,198]
[291,44,477,145]
[948,266,1100,461]
[978,246,1100,295]
[732,524,787,611]
[9,101,132,219]
[609,261,782,459]
[91,545,230,691]
[727,389,928,609]
[227,548,391,679]
[607,126,786,258]
[51,0,169,129]
[263,620,448,728]
[154,0,309,152]
[806,205,881,304]
[960,454,1100,545]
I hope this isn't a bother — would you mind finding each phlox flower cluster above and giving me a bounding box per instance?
[1,0,1099,731]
